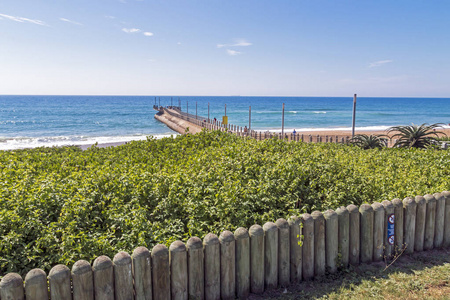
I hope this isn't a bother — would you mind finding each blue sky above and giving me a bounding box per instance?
[1,0,449,97]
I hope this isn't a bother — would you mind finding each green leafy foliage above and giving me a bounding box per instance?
[350,134,388,149]
[388,123,446,148]
[1,130,450,276]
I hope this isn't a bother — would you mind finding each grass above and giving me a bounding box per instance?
[248,248,450,299]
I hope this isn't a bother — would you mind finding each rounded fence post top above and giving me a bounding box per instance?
[113,251,132,265]
[402,197,416,207]
[275,218,289,228]
[433,193,444,201]
[323,209,338,219]
[203,233,219,245]
[71,260,92,275]
[151,244,169,257]
[346,204,359,213]
[249,224,264,236]
[424,194,436,203]
[187,237,203,249]
[414,196,426,205]
[311,210,324,220]
[0,273,23,288]
[336,206,349,215]
[132,246,150,258]
[391,198,403,206]
[25,268,47,285]
[169,240,186,252]
[219,230,235,243]
[302,213,313,223]
[49,264,70,280]
[234,227,249,239]
[93,256,113,270]
[359,204,373,213]
[263,221,278,232]
[381,200,393,209]
[288,215,301,225]
[371,202,384,211]
[441,191,450,199]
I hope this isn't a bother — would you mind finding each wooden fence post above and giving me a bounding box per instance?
[219,231,236,300]
[113,252,134,300]
[24,269,48,300]
[49,264,72,300]
[312,211,325,276]
[443,191,450,247]
[0,273,24,300]
[186,237,204,300]
[414,196,426,252]
[301,214,314,280]
[151,244,170,300]
[433,192,445,248]
[381,200,394,258]
[424,194,436,250]
[347,204,360,265]
[235,227,250,299]
[263,222,278,289]
[372,203,385,261]
[336,207,349,267]
[132,247,152,300]
[360,204,374,263]
[275,218,290,287]
[324,209,338,273]
[72,260,94,300]
[93,256,114,300]
[288,216,302,282]
[170,241,188,300]
[203,233,220,300]
[392,198,404,253]
[402,198,417,254]
[249,225,264,294]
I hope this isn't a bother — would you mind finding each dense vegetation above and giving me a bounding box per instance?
[1,130,450,276]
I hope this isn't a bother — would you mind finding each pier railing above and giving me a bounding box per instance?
[1,192,449,299]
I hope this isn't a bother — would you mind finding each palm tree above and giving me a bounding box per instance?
[387,123,446,148]
[350,134,388,149]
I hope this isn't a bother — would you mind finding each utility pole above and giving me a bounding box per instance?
[249,106,252,135]
[352,94,357,138]
[282,103,285,138]
[208,102,210,122]
[196,102,198,120]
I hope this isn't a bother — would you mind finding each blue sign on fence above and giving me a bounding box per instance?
[387,213,395,245]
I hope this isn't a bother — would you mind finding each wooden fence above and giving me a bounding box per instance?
[1,192,449,299]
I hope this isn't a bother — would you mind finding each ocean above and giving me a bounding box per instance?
[1,95,450,150]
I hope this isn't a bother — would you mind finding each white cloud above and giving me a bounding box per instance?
[143,32,154,36]
[59,18,82,26]
[0,13,47,26]
[369,60,393,68]
[122,28,141,33]
[227,49,241,56]
[177,42,181,45]
[105,15,116,19]
[217,38,252,48]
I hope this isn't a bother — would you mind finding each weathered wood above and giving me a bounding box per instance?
[336,207,349,267]
[24,269,49,300]
[360,204,374,263]
[132,247,152,300]
[151,244,170,300]
[275,218,290,287]
[312,211,325,276]
[392,198,404,253]
[186,237,204,300]
[219,231,235,300]
[72,260,94,300]
[169,241,188,300]
[93,256,114,300]
[234,227,250,299]
[443,191,450,247]
[414,196,426,252]
[113,252,134,300]
[424,194,437,250]
[402,197,417,254]
[347,204,360,265]
[48,264,71,300]
[0,273,24,300]
[301,213,314,280]
[263,222,278,289]
[203,233,220,300]
[288,216,302,282]
[433,192,445,248]
[324,209,339,273]
[381,200,394,258]
[249,225,264,294]
[372,203,385,261]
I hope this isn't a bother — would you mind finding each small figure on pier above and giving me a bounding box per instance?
[244,126,248,134]
[293,129,296,137]
[214,117,217,123]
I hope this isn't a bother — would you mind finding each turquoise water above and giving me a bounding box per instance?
[1,95,449,149]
